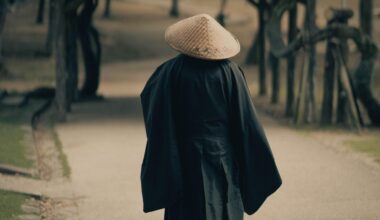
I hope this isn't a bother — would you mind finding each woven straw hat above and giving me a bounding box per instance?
[165,14,240,60]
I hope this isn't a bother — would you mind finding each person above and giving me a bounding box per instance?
[140,13,282,220]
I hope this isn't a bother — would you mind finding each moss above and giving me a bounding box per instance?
[0,123,32,168]
[0,190,27,220]
[0,103,40,168]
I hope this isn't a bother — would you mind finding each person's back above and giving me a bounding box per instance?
[140,14,282,220]
[175,55,230,139]
[169,55,243,219]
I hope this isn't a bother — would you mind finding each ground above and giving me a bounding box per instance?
[1,0,380,219]
[55,57,380,220]
[0,189,27,220]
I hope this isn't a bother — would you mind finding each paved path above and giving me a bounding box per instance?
[0,173,73,198]
[56,59,380,220]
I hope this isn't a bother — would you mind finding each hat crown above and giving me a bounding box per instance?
[165,14,240,60]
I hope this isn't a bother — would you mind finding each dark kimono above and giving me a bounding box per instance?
[140,55,281,220]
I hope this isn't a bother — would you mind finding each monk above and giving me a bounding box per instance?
[140,14,282,220]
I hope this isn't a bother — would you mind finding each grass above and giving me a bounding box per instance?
[346,138,380,163]
[0,190,27,220]
[51,128,71,178]
[0,103,40,168]
[0,96,71,178]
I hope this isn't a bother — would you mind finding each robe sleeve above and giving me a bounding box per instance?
[140,59,183,213]
[228,62,282,215]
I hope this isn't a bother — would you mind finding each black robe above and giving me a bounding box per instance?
[140,55,282,220]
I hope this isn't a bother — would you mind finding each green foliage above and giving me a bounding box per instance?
[0,190,26,220]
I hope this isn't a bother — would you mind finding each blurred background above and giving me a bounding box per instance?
[0,0,380,219]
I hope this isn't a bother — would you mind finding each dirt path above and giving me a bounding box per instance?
[54,0,380,219]
[56,58,380,220]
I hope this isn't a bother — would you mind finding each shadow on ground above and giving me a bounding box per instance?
[69,97,143,123]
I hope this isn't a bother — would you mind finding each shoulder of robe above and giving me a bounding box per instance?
[140,55,181,97]
[223,59,247,82]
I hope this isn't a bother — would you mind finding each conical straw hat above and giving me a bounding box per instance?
[165,14,240,60]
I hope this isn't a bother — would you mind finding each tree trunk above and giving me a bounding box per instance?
[295,49,309,125]
[36,0,45,24]
[333,11,352,124]
[258,0,267,96]
[285,5,297,116]
[270,52,279,103]
[216,0,227,26]
[334,46,362,131]
[320,39,336,125]
[103,0,111,18]
[54,0,68,121]
[304,0,317,123]
[65,12,79,110]
[360,0,373,37]
[245,32,259,65]
[266,0,380,126]
[45,0,59,56]
[269,0,280,104]
[336,38,349,124]
[321,10,351,125]
[78,0,101,98]
[354,57,380,125]
[169,0,179,17]
[356,0,380,126]
[0,3,7,75]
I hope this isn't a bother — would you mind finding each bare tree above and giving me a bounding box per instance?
[247,0,280,97]
[103,0,111,18]
[303,0,317,123]
[285,5,297,116]
[54,0,68,121]
[257,0,267,95]
[245,32,259,65]
[269,53,279,103]
[268,1,380,126]
[245,0,263,65]
[36,0,45,24]
[269,0,280,103]
[0,0,9,74]
[216,0,227,26]
[45,0,59,56]
[65,0,81,109]
[78,0,102,98]
[169,0,179,17]
[54,0,102,121]
[321,9,353,125]
[360,0,373,37]
[55,0,81,120]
